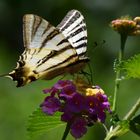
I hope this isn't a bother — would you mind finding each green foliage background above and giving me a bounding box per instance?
[0,0,140,140]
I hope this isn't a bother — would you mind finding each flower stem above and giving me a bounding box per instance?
[62,123,70,140]
[104,97,140,140]
[124,97,140,120]
[112,34,127,112]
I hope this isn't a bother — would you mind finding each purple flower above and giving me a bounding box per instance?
[40,80,111,139]
[40,96,61,115]
[103,102,112,113]
[97,111,106,123]
[96,93,108,102]
[86,93,111,123]
[70,117,87,139]
[61,111,75,122]
[59,84,76,99]
[43,87,58,96]
[95,93,111,113]
[64,93,88,113]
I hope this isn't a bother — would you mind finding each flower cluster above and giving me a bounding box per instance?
[111,16,140,36]
[40,80,111,139]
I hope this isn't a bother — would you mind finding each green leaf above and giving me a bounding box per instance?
[130,115,140,136]
[122,54,140,79]
[27,108,65,138]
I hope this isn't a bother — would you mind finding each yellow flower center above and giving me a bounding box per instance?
[86,87,104,96]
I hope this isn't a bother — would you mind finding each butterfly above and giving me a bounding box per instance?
[3,9,89,87]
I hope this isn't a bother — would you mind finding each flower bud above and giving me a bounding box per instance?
[111,16,140,36]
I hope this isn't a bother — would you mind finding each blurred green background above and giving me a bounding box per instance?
[0,0,140,140]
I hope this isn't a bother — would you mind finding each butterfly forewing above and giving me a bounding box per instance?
[7,10,89,87]
[23,14,55,48]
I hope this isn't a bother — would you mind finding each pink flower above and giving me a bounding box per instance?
[111,16,140,35]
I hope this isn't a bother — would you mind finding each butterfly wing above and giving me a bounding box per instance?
[57,10,87,59]
[22,14,78,75]
[22,14,68,62]
[8,10,88,87]
[23,14,57,49]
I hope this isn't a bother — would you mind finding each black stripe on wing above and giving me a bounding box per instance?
[23,14,59,49]
[66,26,86,39]
[41,54,77,73]
[73,36,87,43]
[42,23,52,36]
[57,10,87,57]
[74,42,87,49]
[36,45,72,67]
[32,15,42,41]
[58,10,81,31]
[39,29,60,52]
[56,38,68,46]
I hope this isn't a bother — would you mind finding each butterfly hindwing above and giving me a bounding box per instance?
[57,10,87,58]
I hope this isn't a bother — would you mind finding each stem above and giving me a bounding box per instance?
[103,123,109,134]
[104,97,140,140]
[112,34,127,112]
[62,123,70,140]
[124,97,140,120]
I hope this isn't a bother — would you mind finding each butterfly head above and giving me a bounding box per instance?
[8,65,38,87]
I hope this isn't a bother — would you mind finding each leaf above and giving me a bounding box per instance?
[130,114,140,136]
[27,108,65,138]
[122,54,140,79]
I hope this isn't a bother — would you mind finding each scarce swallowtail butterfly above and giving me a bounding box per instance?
[3,10,89,87]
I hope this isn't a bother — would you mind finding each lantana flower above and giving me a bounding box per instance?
[111,16,140,36]
[40,79,111,139]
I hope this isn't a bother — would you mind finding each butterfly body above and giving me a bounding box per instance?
[6,10,89,87]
